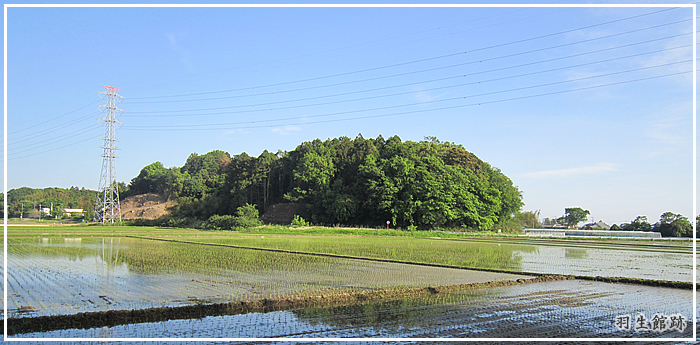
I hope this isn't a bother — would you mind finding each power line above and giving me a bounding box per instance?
[217,70,694,130]
[7,134,103,161]
[8,124,102,156]
[10,111,102,144]
[124,41,692,118]
[123,70,691,132]
[128,7,679,102]
[127,28,691,114]
[11,99,101,134]
[122,63,691,131]
[124,7,545,90]
[8,8,691,159]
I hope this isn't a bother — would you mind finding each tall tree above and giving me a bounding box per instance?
[654,212,692,237]
[563,207,590,229]
[623,216,652,231]
[128,161,168,195]
[519,211,541,229]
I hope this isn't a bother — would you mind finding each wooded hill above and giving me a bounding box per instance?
[4,186,96,219]
[125,135,523,230]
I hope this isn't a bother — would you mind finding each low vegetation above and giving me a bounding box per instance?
[201,204,262,230]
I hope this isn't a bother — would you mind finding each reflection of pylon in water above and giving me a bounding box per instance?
[93,85,124,224]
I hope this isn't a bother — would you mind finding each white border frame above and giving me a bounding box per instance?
[3,3,696,342]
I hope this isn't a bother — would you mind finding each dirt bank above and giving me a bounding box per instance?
[120,193,173,220]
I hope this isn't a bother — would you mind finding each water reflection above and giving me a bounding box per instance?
[565,247,588,259]
[12,280,694,340]
[6,237,526,318]
[512,246,691,282]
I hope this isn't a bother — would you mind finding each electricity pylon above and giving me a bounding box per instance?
[94,85,124,224]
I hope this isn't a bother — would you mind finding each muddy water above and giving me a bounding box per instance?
[13,280,695,341]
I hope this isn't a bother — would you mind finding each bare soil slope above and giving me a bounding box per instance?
[261,203,302,225]
[120,193,173,220]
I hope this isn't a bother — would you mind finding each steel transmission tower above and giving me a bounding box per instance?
[94,85,124,224]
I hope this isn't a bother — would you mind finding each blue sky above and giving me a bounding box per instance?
[4,2,696,226]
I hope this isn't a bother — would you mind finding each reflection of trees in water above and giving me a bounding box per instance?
[437,240,538,271]
[9,237,127,273]
[9,237,104,262]
[113,238,346,276]
[450,242,530,270]
[565,248,588,259]
[11,236,537,276]
[292,291,489,330]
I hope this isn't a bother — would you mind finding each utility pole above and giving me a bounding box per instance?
[93,85,124,225]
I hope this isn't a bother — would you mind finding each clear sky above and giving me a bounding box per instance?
[4,1,696,226]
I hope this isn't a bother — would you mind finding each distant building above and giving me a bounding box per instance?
[542,223,567,229]
[581,221,610,230]
[525,228,661,239]
[63,208,84,217]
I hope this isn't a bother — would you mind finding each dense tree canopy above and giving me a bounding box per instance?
[5,186,96,219]
[653,212,692,238]
[615,213,693,237]
[124,135,524,230]
[622,216,652,231]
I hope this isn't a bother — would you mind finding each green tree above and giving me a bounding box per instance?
[623,216,652,231]
[163,167,187,200]
[254,150,279,213]
[17,200,34,218]
[654,212,692,237]
[125,135,523,230]
[128,161,168,195]
[233,203,263,229]
[225,152,256,206]
[563,207,590,229]
[6,187,96,219]
[181,150,231,192]
[519,211,541,229]
[484,164,523,225]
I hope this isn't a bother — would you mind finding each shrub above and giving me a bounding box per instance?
[290,215,309,227]
[234,204,262,229]
[203,214,239,230]
[203,204,261,230]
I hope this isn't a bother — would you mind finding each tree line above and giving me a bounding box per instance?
[538,209,696,238]
[123,135,524,230]
[3,186,96,219]
[611,213,695,238]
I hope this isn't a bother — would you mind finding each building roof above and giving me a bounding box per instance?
[582,221,610,230]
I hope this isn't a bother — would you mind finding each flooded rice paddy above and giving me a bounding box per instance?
[13,280,695,341]
[4,234,696,340]
[514,244,692,282]
[5,236,528,318]
[184,235,694,282]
